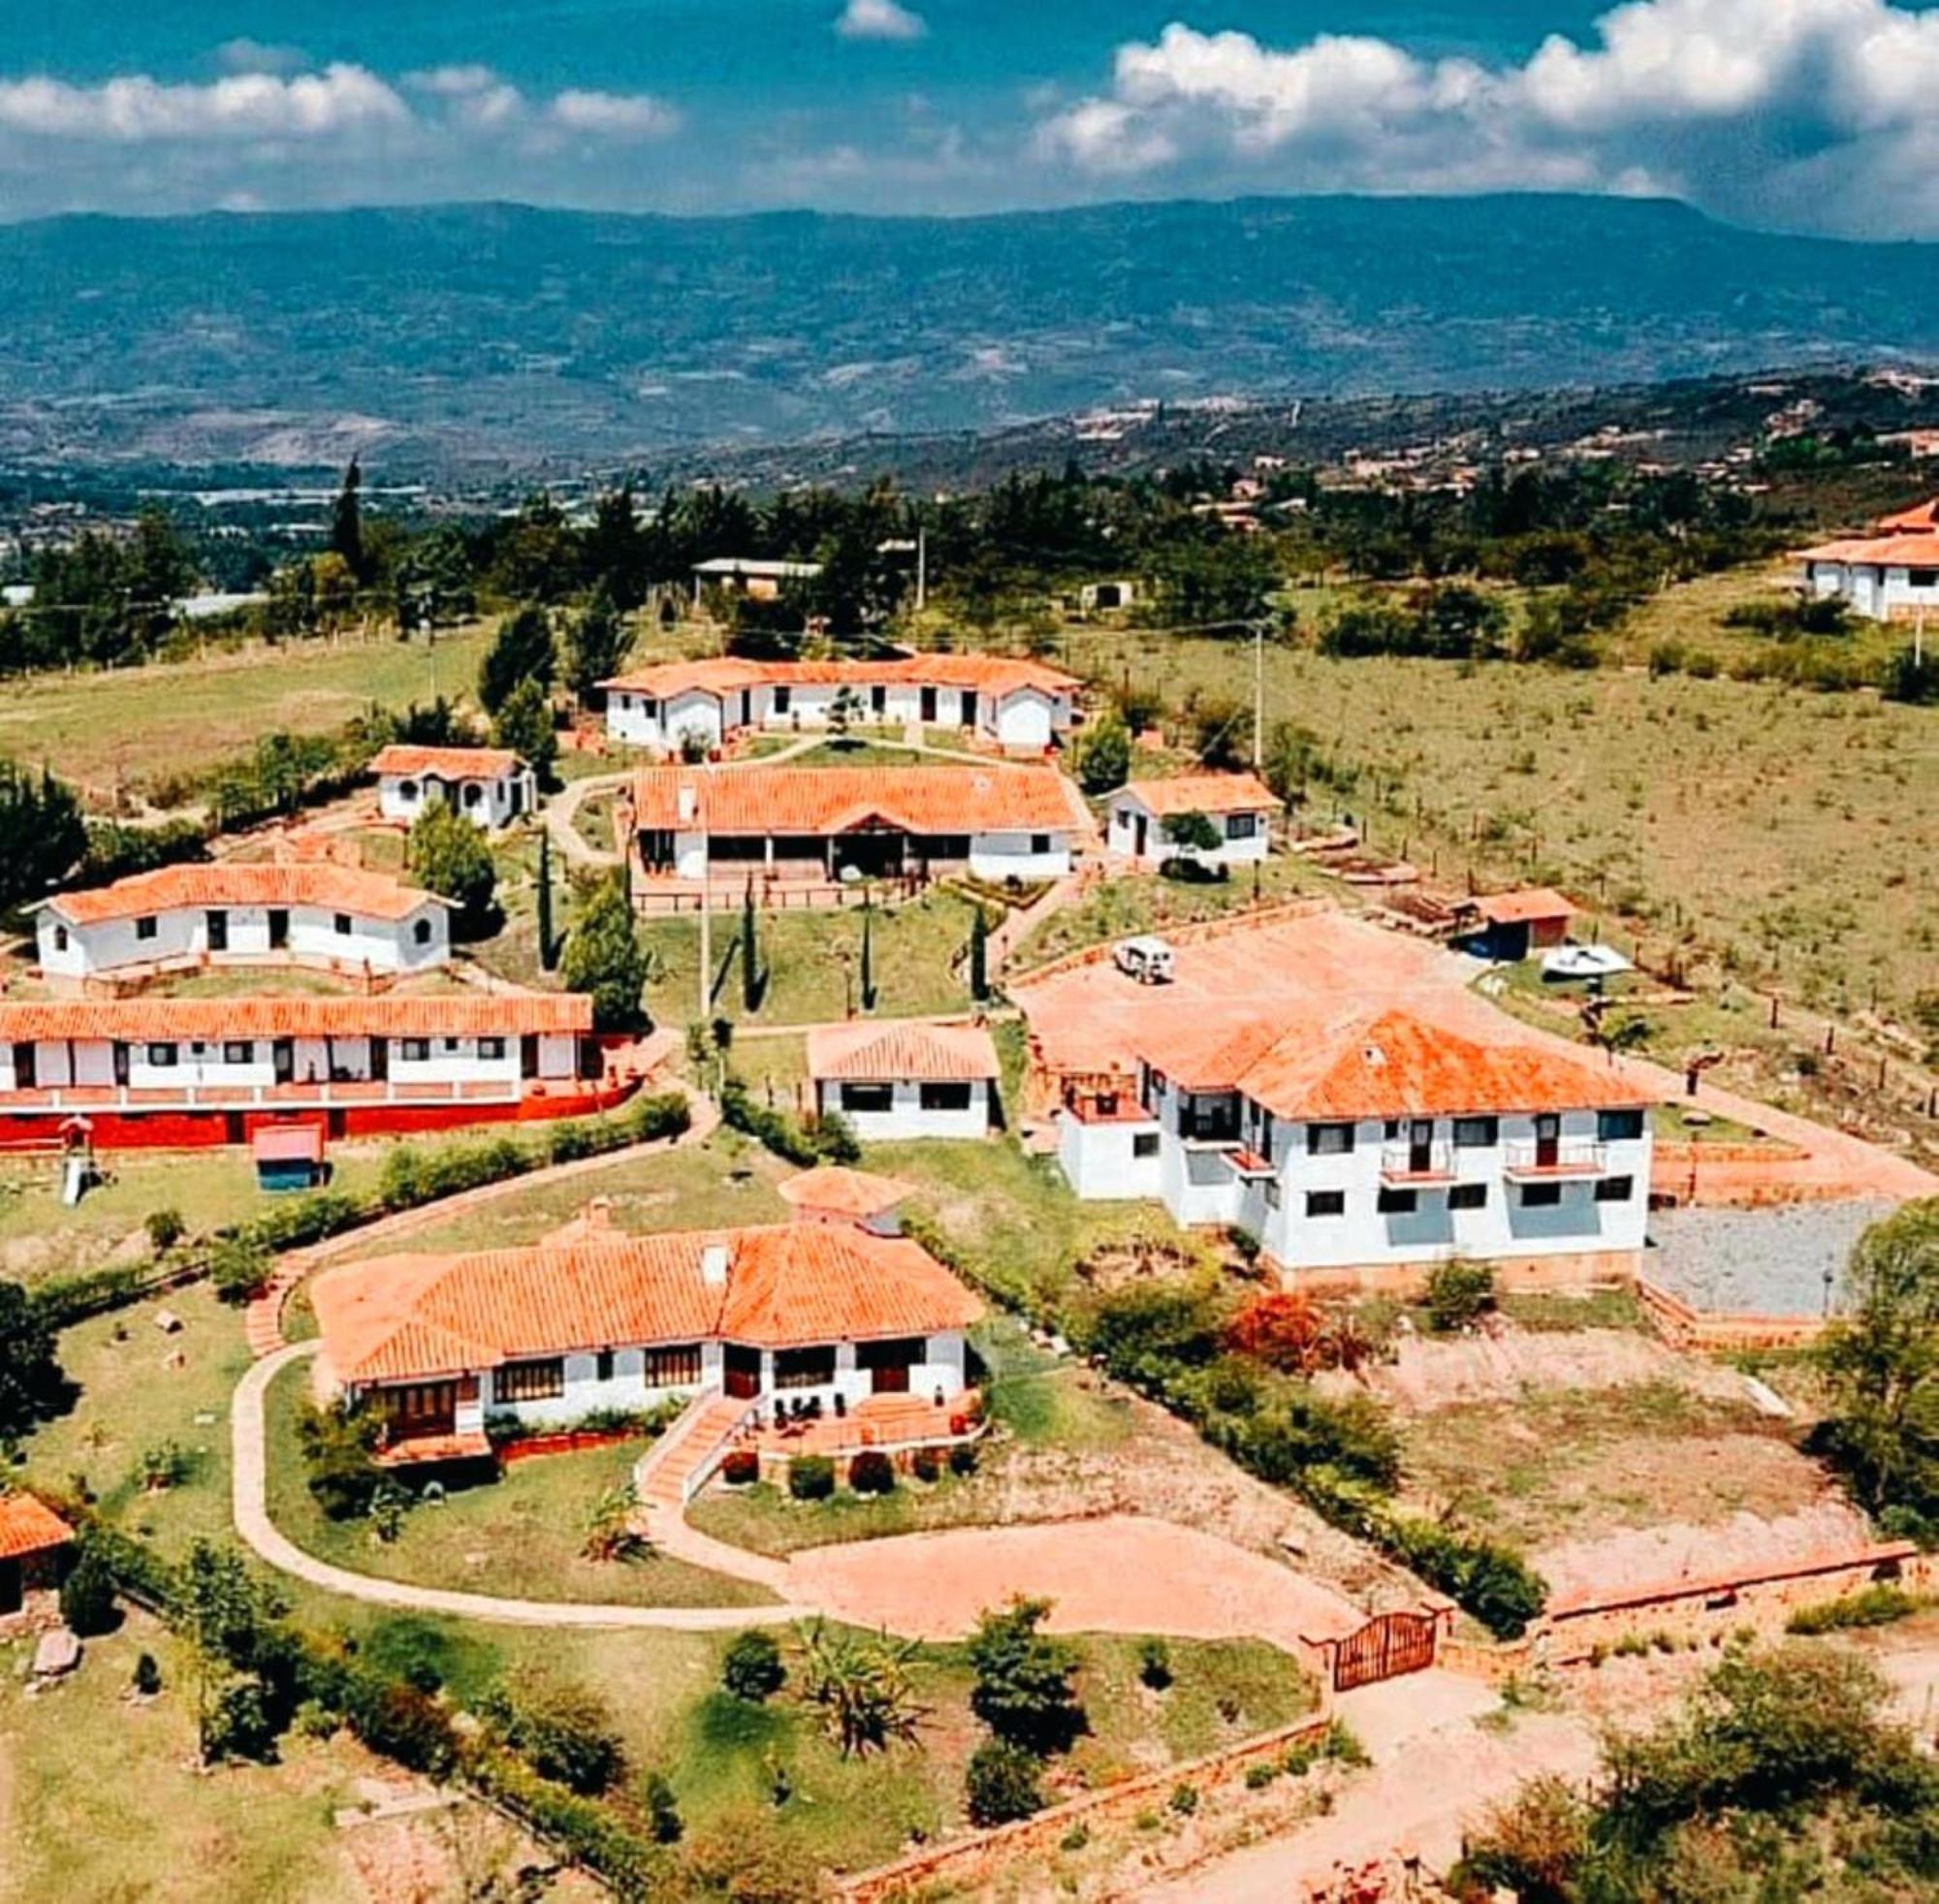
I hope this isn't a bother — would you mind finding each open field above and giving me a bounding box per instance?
[0,623,494,800]
[1062,627,1939,1020]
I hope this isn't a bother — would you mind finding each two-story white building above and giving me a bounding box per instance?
[310,1211,984,1465]
[808,1021,1001,1141]
[34,862,453,989]
[601,653,1081,756]
[0,991,608,1147]
[1105,773,1282,869]
[1058,1005,1654,1287]
[630,763,1088,890]
[370,746,536,830]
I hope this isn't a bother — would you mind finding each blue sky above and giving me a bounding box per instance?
[4,2,1939,237]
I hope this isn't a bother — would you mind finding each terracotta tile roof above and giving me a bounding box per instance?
[1471,886,1575,927]
[778,1165,915,1218]
[1135,1005,1652,1120]
[1116,773,1283,819]
[369,745,523,779]
[1876,497,1939,533]
[0,991,590,1043]
[1796,532,1939,565]
[631,763,1086,838]
[312,1222,983,1383]
[42,861,448,928]
[253,1124,327,1163]
[808,1021,1001,1083]
[603,651,1079,700]
[0,1491,73,1561]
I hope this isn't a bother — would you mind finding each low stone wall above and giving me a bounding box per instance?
[1636,1277,1829,1352]
[835,1713,1335,1903]
[1280,1250,1642,1301]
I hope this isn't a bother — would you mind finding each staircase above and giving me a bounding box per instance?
[634,1390,753,1524]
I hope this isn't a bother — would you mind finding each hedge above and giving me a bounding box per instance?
[718,1074,858,1167]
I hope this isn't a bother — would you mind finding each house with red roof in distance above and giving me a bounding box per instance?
[309,1208,984,1465]
[1454,886,1577,963]
[1796,494,1939,621]
[34,861,454,989]
[1059,1003,1653,1286]
[630,762,1089,890]
[1104,772,1283,870]
[808,1021,1001,1142]
[0,1492,74,1632]
[601,651,1081,755]
[370,745,535,831]
[0,990,620,1148]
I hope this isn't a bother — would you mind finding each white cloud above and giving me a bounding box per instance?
[1036,1,1939,234]
[216,39,312,78]
[407,65,503,98]
[836,0,928,44]
[549,89,682,140]
[0,64,411,143]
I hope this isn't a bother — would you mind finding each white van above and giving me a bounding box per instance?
[1113,935,1176,984]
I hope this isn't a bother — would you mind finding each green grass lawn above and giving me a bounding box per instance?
[261,1358,779,1609]
[0,622,494,802]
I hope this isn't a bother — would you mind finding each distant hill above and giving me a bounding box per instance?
[3,194,1939,474]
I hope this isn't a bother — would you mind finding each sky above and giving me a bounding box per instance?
[5,1,1939,238]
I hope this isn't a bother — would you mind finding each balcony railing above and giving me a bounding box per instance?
[0,1076,535,1114]
[1503,1138,1607,1179]
[1380,1140,1456,1184]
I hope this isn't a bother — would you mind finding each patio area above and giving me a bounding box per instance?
[731,1389,983,1466]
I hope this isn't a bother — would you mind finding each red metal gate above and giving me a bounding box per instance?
[1331,1610,1439,1692]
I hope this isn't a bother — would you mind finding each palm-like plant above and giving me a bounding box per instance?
[793,1618,929,1757]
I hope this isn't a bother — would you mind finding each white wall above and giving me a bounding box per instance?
[1057,1111,1163,1199]
[1105,799,1272,868]
[816,1077,994,1142]
[989,689,1056,750]
[379,770,529,830]
[968,830,1071,882]
[1805,558,1939,623]
[40,901,449,980]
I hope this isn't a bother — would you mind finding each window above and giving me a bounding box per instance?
[1383,1119,1403,1140]
[334,912,353,936]
[443,1037,461,1053]
[413,918,432,944]
[398,778,419,801]
[1307,1123,1355,1156]
[398,1038,430,1063]
[1520,1183,1564,1208]
[1377,1187,1417,1215]
[1448,1182,1488,1211]
[135,915,158,941]
[478,1038,507,1061]
[839,1082,894,1114]
[1225,811,1256,839]
[496,1358,565,1404]
[594,1349,616,1383]
[1596,1175,1635,1203]
[1264,1180,1282,1209]
[774,1347,837,1390]
[920,1081,974,1112]
[1131,1131,1160,1158]
[1453,1116,1499,1149]
[1305,1190,1347,1218]
[223,1041,253,1065]
[642,1344,704,1387]
[1032,834,1052,854]
[145,1043,178,1067]
[773,685,792,714]
[462,782,483,808]
[52,926,68,952]
[1597,1108,1645,1143]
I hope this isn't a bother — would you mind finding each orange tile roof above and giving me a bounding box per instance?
[778,1165,915,1218]
[1136,1005,1651,1120]
[0,1491,73,1561]
[312,1222,983,1383]
[42,861,448,928]
[631,763,1086,837]
[807,1021,1001,1083]
[369,745,523,779]
[1876,497,1939,533]
[1472,886,1575,927]
[603,651,1079,699]
[1117,772,1283,818]
[1796,532,1939,565]
[0,991,590,1043]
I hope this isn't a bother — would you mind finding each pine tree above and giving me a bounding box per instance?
[478,604,556,714]
[563,585,632,704]
[741,879,761,1012]
[330,457,365,582]
[408,803,496,924]
[536,830,557,972]
[491,676,557,786]
[561,873,649,1031]
[969,904,989,1002]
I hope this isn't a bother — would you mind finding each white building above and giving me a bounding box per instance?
[1797,498,1939,622]
[808,1021,1001,1142]
[601,653,1080,756]
[35,862,453,988]
[310,1211,984,1464]
[1105,773,1282,870]
[1058,1006,1654,1284]
[691,555,823,605]
[630,762,1088,889]
[370,746,535,831]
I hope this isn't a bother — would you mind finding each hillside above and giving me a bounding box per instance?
[5,194,1939,473]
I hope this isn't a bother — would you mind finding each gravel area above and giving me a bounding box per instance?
[1646,1199,1899,1317]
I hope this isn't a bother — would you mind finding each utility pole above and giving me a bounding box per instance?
[915,526,928,615]
[696,768,713,1025]
[1252,619,1264,770]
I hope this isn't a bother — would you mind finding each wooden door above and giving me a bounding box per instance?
[723,1346,762,1399]
[1535,1113,1560,1168]
[206,909,228,952]
[1410,1119,1434,1173]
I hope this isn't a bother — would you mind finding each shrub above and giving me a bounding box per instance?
[848,1449,896,1496]
[1137,1636,1173,1692]
[1421,1258,1496,1333]
[720,1629,786,1703]
[787,1454,835,1503]
[296,1397,385,1521]
[968,1596,1086,1755]
[948,1441,979,1477]
[133,1651,162,1696]
[59,1543,118,1636]
[1168,1781,1199,1816]
[965,1736,1046,1826]
[720,1448,759,1487]
[638,1768,683,1845]
[492,1679,626,1796]
[1245,1760,1277,1791]
[1786,1584,1921,1634]
[143,1209,185,1254]
[208,1233,271,1304]
[910,1445,941,1483]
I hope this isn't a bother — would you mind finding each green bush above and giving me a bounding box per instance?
[1421,1258,1496,1333]
[848,1449,896,1495]
[143,1209,185,1254]
[720,1629,786,1703]
[296,1397,385,1522]
[1137,1636,1173,1692]
[489,1679,626,1797]
[1168,1781,1198,1816]
[638,1767,683,1845]
[59,1543,118,1636]
[787,1454,835,1502]
[968,1596,1086,1755]
[208,1233,271,1304]
[1786,1584,1922,1634]
[965,1736,1046,1826]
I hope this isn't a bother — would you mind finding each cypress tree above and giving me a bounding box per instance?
[859,891,876,1012]
[741,879,761,1011]
[969,905,989,1002]
[330,456,365,582]
[536,829,557,971]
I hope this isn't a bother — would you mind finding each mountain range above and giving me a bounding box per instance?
[4,194,1939,475]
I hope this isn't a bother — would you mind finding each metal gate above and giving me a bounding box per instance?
[1331,1609,1439,1692]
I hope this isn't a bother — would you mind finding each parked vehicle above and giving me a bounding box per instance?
[1113,935,1175,984]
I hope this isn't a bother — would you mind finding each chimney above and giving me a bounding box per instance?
[677,781,699,824]
[583,1197,614,1232]
[700,1236,731,1286]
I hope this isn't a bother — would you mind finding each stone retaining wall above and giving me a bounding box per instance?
[1636,1277,1829,1351]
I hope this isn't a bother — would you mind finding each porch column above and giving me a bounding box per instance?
[764,835,775,871]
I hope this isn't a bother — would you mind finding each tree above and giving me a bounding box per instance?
[330,457,366,583]
[0,760,86,911]
[828,682,863,746]
[1818,1197,1939,1538]
[562,585,632,703]
[296,1396,385,1520]
[1224,1291,1327,1374]
[0,1279,67,1438]
[1073,714,1130,794]
[966,1597,1086,1755]
[477,604,555,715]
[174,1540,272,1765]
[561,873,649,1031]
[59,1540,118,1636]
[968,905,990,1003]
[1161,809,1223,855]
[1422,1258,1496,1333]
[793,1618,928,1757]
[490,676,556,787]
[721,1629,786,1703]
[965,1737,1045,1825]
[639,1768,683,1845]
[493,1678,626,1795]
[741,880,763,1011]
[858,892,876,1012]
[409,803,497,925]
[535,829,558,972]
